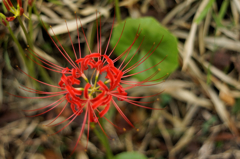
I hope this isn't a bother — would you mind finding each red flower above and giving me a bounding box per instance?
[13,14,167,154]
[2,0,25,21]
[28,0,34,6]
[1,19,7,26]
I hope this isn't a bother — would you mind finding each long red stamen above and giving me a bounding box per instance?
[112,25,141,64]
[113,96,164,110]
[17,66,62,88]
[86,103,91,150]
[122,69,160,91]
[8,92,65,99]
[49,104,86,136]
[102,115,122,130]
[49,26,78,68]
[48,112,76,127]
[96,12,99,54]
[25,97,65,117]
[103,14,115,56]
[75,12,81,59]
[99,12,102,55]
[121,80,165,87]
[124,36,164,74]
[71,105,88,155]
[45,101,68,126]
[19,85,67,95]
[111,99,136,129]
[110,91,163,100]
[26,47,64,71]
[25,52,63,73]
[41,20,77,68]
[123,55,167,78]
[65,20,78,60]
[23,96,66,112]
[78,17,92,54]
[106,21,126,59]
[120,36,145,71]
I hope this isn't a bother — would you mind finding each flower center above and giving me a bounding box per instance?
[58,53,127,116]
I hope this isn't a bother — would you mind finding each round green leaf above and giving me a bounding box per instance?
[114,152,147,159]
[110,17,178,81]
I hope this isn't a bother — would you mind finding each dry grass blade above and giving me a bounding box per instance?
[159,110,182,129]
[178,43,205,79]
[204,83,239,138]
[79,6,109,16]
[138,132,152,153]
[165,88,212,109]
[31,14,64,24]
[157,0,167,12]
[204,36,240,52]
[211,77,235,106]
[119,0,139,7]
[125,133,133,151]
[0,145,5,158]
[217,28,239,40]
[231,1,239,26]
[76,151,89,159]
[196,56,240,90]
[169,127,195,158]
[40,4,61,19]
[48,11,110,35]
[198,125,222,159]
[158,117,173,151]
[207,150,235,159]
[162,0,196,25]
[141,0,151,14]
[233,0,240,13]
[22,119,39,140]
[182,105,199,127]
[182,0,209,71]
[201,7,212,54]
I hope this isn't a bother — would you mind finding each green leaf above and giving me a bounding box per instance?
[202,115,217,134]
[218,0,229,20]
[110,17,178,81]
[160,94,172,107]
[114,152,147,159]
[231,98,240,114]
[195,0,215,24]
[212,13,224,28]
[47,0,63,5]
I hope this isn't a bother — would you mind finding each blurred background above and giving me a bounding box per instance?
[0,0,240,159]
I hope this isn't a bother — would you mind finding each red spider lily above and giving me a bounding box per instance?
[12,13,167,155]
[28,0,34,6]
[2,0,26,21]
[1,19,7,26]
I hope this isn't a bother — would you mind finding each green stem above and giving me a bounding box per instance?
[17,16,32,47]
[93,123,114,159]
[28,6,33,44]
[16,16,40,88]
[7,26,27,63]
[17,14,53,85]
[29,5,53,85]
[114,0,121,23]
[8,25,41,88]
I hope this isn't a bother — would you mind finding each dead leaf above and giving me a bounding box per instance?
[219,91,235,106]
